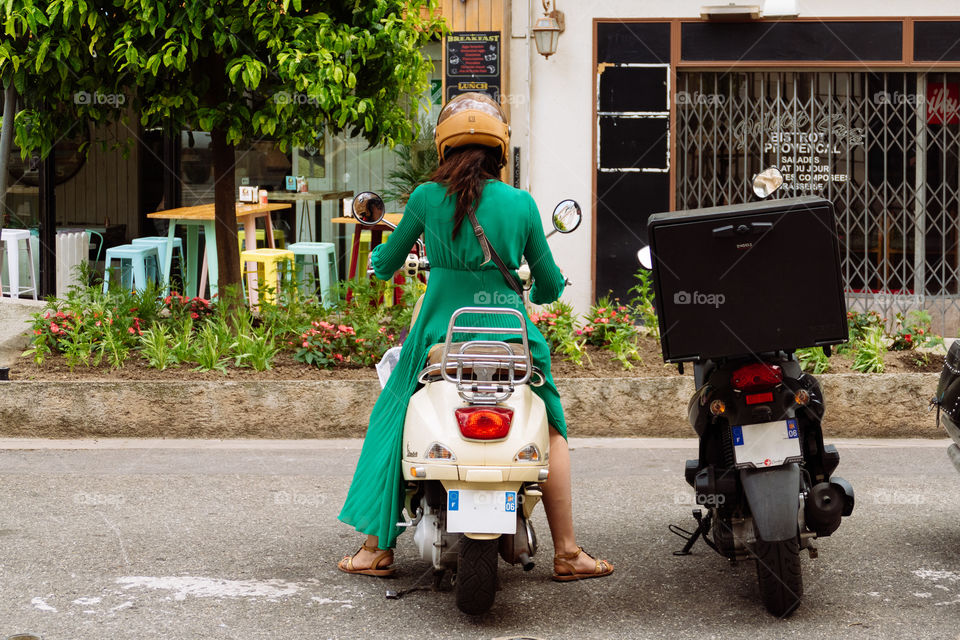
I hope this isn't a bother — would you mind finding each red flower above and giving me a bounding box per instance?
[905,334,912,342]
[191,312,199,319]
[302,341,309,348]
[128,327,135,334]
[50,323,60,333]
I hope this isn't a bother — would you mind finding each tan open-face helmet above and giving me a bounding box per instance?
[434,92,509,165]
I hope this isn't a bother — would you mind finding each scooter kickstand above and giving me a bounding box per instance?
[669,509,712,556]
[385,567,447,600]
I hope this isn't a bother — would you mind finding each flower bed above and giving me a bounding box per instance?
[12,268,948,380]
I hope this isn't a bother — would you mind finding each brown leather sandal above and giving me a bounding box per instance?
[337,542,396,577]
[552,546,614,582]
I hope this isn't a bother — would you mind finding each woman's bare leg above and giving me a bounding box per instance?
[540,428,612,574]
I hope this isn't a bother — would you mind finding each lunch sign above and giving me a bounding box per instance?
[445,31,501,102]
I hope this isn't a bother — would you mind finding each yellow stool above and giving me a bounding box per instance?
[239,248,294,307]
[348,231,399,305]
[238,228,286,250]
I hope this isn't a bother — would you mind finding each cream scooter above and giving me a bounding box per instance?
[351,193,582,615]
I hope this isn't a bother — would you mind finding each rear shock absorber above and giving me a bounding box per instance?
[720,419,736,469]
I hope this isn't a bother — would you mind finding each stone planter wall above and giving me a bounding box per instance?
[0,373,941,439]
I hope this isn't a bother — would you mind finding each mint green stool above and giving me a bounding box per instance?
[102,244,161,293]
[132,236,184,294]
[288,242,337,307]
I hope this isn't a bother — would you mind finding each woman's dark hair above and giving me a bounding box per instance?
[428,144,502,238]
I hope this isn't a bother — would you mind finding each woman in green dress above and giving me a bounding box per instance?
[337,93,613,582]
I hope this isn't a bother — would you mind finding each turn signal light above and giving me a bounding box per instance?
[455,407,514,440]
[795,389,811,406]
[710,399,726,416]
[731,363,783,392]
[514,444,542,462]
[426,442,456,460]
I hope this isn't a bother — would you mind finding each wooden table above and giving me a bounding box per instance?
[332,213,406,303]
[331,213,404,280]
[268,190,354,242]
[147,202,291,299]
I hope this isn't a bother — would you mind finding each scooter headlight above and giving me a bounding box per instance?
[514,444,542,463]
[426,442,456,460]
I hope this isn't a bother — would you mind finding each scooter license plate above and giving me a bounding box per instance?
[446,489,518,534]
[731,419,802,469]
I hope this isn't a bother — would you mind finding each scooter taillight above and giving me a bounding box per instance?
[455,407,513,440]
[731,363,783,392]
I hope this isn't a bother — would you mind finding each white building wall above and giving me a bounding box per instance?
[510,0,960,314]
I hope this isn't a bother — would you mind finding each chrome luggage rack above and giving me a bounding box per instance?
[419,307,536,404]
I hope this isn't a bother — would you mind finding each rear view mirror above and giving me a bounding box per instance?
[637,246,652,270]
[352,191,386,225]
[752,167,784,199]
[551,200,582,233]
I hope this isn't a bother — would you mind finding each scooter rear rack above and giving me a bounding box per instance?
[440,307,532,404]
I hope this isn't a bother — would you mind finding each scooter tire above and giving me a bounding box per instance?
[455,536,499,615]
[752,536,803,618]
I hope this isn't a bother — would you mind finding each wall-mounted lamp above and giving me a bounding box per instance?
[532,0,565,59]
[700,3,761,21]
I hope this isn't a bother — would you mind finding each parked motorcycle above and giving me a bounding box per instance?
[931,340,960,473]
[351,192,581,615]
[639,168,855,617]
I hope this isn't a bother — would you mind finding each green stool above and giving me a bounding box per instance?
[102,244,161,294]
[288,241,337,307]
[132,236,184,295]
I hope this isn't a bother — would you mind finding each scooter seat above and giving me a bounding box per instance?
[426,342,528,367]
[418,342,543,386]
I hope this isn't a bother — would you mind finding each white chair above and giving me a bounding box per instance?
[0,229,38,300]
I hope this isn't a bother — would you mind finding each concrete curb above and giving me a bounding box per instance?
[0,372,942,439]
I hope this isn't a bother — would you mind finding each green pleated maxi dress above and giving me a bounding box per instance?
[337,179,568,549]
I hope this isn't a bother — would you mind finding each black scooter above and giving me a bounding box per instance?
[931,340,960,473]
[639,168,855,617]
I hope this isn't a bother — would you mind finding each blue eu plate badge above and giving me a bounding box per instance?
[786,419,799,439]
[448,490,459,511]
[505,492,516,513]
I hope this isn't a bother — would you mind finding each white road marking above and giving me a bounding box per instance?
[913,569,960,583]
[117,576,303,601]
[31,596,56,612]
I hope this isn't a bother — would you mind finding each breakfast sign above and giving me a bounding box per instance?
[445,31,501,102]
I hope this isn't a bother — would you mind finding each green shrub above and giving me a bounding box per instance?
[853,325,886,373]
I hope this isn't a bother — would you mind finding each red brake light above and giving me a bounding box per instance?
[455,407,513,440]
[746,391,774,405]
[731,363,783,392]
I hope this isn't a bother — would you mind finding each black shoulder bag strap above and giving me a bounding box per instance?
[465,205,524,297]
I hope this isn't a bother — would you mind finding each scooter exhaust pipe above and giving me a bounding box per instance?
[518,552,535,571]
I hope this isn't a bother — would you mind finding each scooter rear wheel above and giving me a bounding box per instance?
[455,536,499,615]
[752,536,803,617]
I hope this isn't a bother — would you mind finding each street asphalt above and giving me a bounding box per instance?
[0,437,957,640]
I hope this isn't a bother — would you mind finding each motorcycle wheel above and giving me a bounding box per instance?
[454,536,499,615]
[752,536,803,617]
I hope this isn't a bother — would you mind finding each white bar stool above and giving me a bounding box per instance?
[0,229,38,300]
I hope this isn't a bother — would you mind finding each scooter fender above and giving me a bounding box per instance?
[740,463,801,542]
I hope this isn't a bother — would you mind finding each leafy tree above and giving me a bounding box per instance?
[0,0,444,294]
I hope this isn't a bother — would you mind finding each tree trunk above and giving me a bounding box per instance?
[0,84,17,237]
[210,125,241,298]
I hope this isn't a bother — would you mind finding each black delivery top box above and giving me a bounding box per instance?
[648,196,848,363]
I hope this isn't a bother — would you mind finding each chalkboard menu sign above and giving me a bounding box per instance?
[445,31,501,102]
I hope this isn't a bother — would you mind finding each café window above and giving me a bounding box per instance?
[179,131,294,207]
[676,71,960,330]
